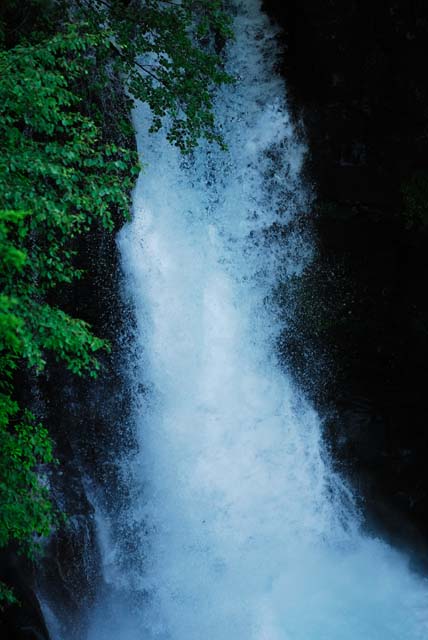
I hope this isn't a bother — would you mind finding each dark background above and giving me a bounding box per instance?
[264,0,428,562]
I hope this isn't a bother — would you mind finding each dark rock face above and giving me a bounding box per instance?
[264,0,428,555]
[0,553,50,640]
[0,217,135,639]
[33,216,136,639]
[1,77,136,637]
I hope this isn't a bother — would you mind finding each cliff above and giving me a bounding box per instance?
[264,0,428,559]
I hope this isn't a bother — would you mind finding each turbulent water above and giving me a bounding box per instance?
[78,1,428,638]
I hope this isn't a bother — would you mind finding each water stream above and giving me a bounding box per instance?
[78,1,428,638]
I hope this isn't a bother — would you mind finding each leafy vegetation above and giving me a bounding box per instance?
[0,0,232,604]
[401,171,428,228]
[77,0,234,152]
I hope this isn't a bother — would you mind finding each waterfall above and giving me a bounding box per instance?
[81,1,428,638]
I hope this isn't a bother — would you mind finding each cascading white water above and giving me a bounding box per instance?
[85,1,428,638]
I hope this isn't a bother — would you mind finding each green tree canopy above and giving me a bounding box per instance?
[0,0,232,605]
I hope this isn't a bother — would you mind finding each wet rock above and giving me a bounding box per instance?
[0,553,50,640]
[264,0,428,547]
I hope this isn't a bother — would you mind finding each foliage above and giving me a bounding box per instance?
[0,402,55,553]
[0,16,137,605]
[0,581,17,609]
[401,171,428,228]
[0,0,232,606]
[76,0,234,152]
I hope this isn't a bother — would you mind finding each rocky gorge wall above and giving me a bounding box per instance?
[0,205,135,640]
[264,0,428,560]
[0,64,136,637]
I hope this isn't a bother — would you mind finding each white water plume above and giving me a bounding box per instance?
[83,1,428,638]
